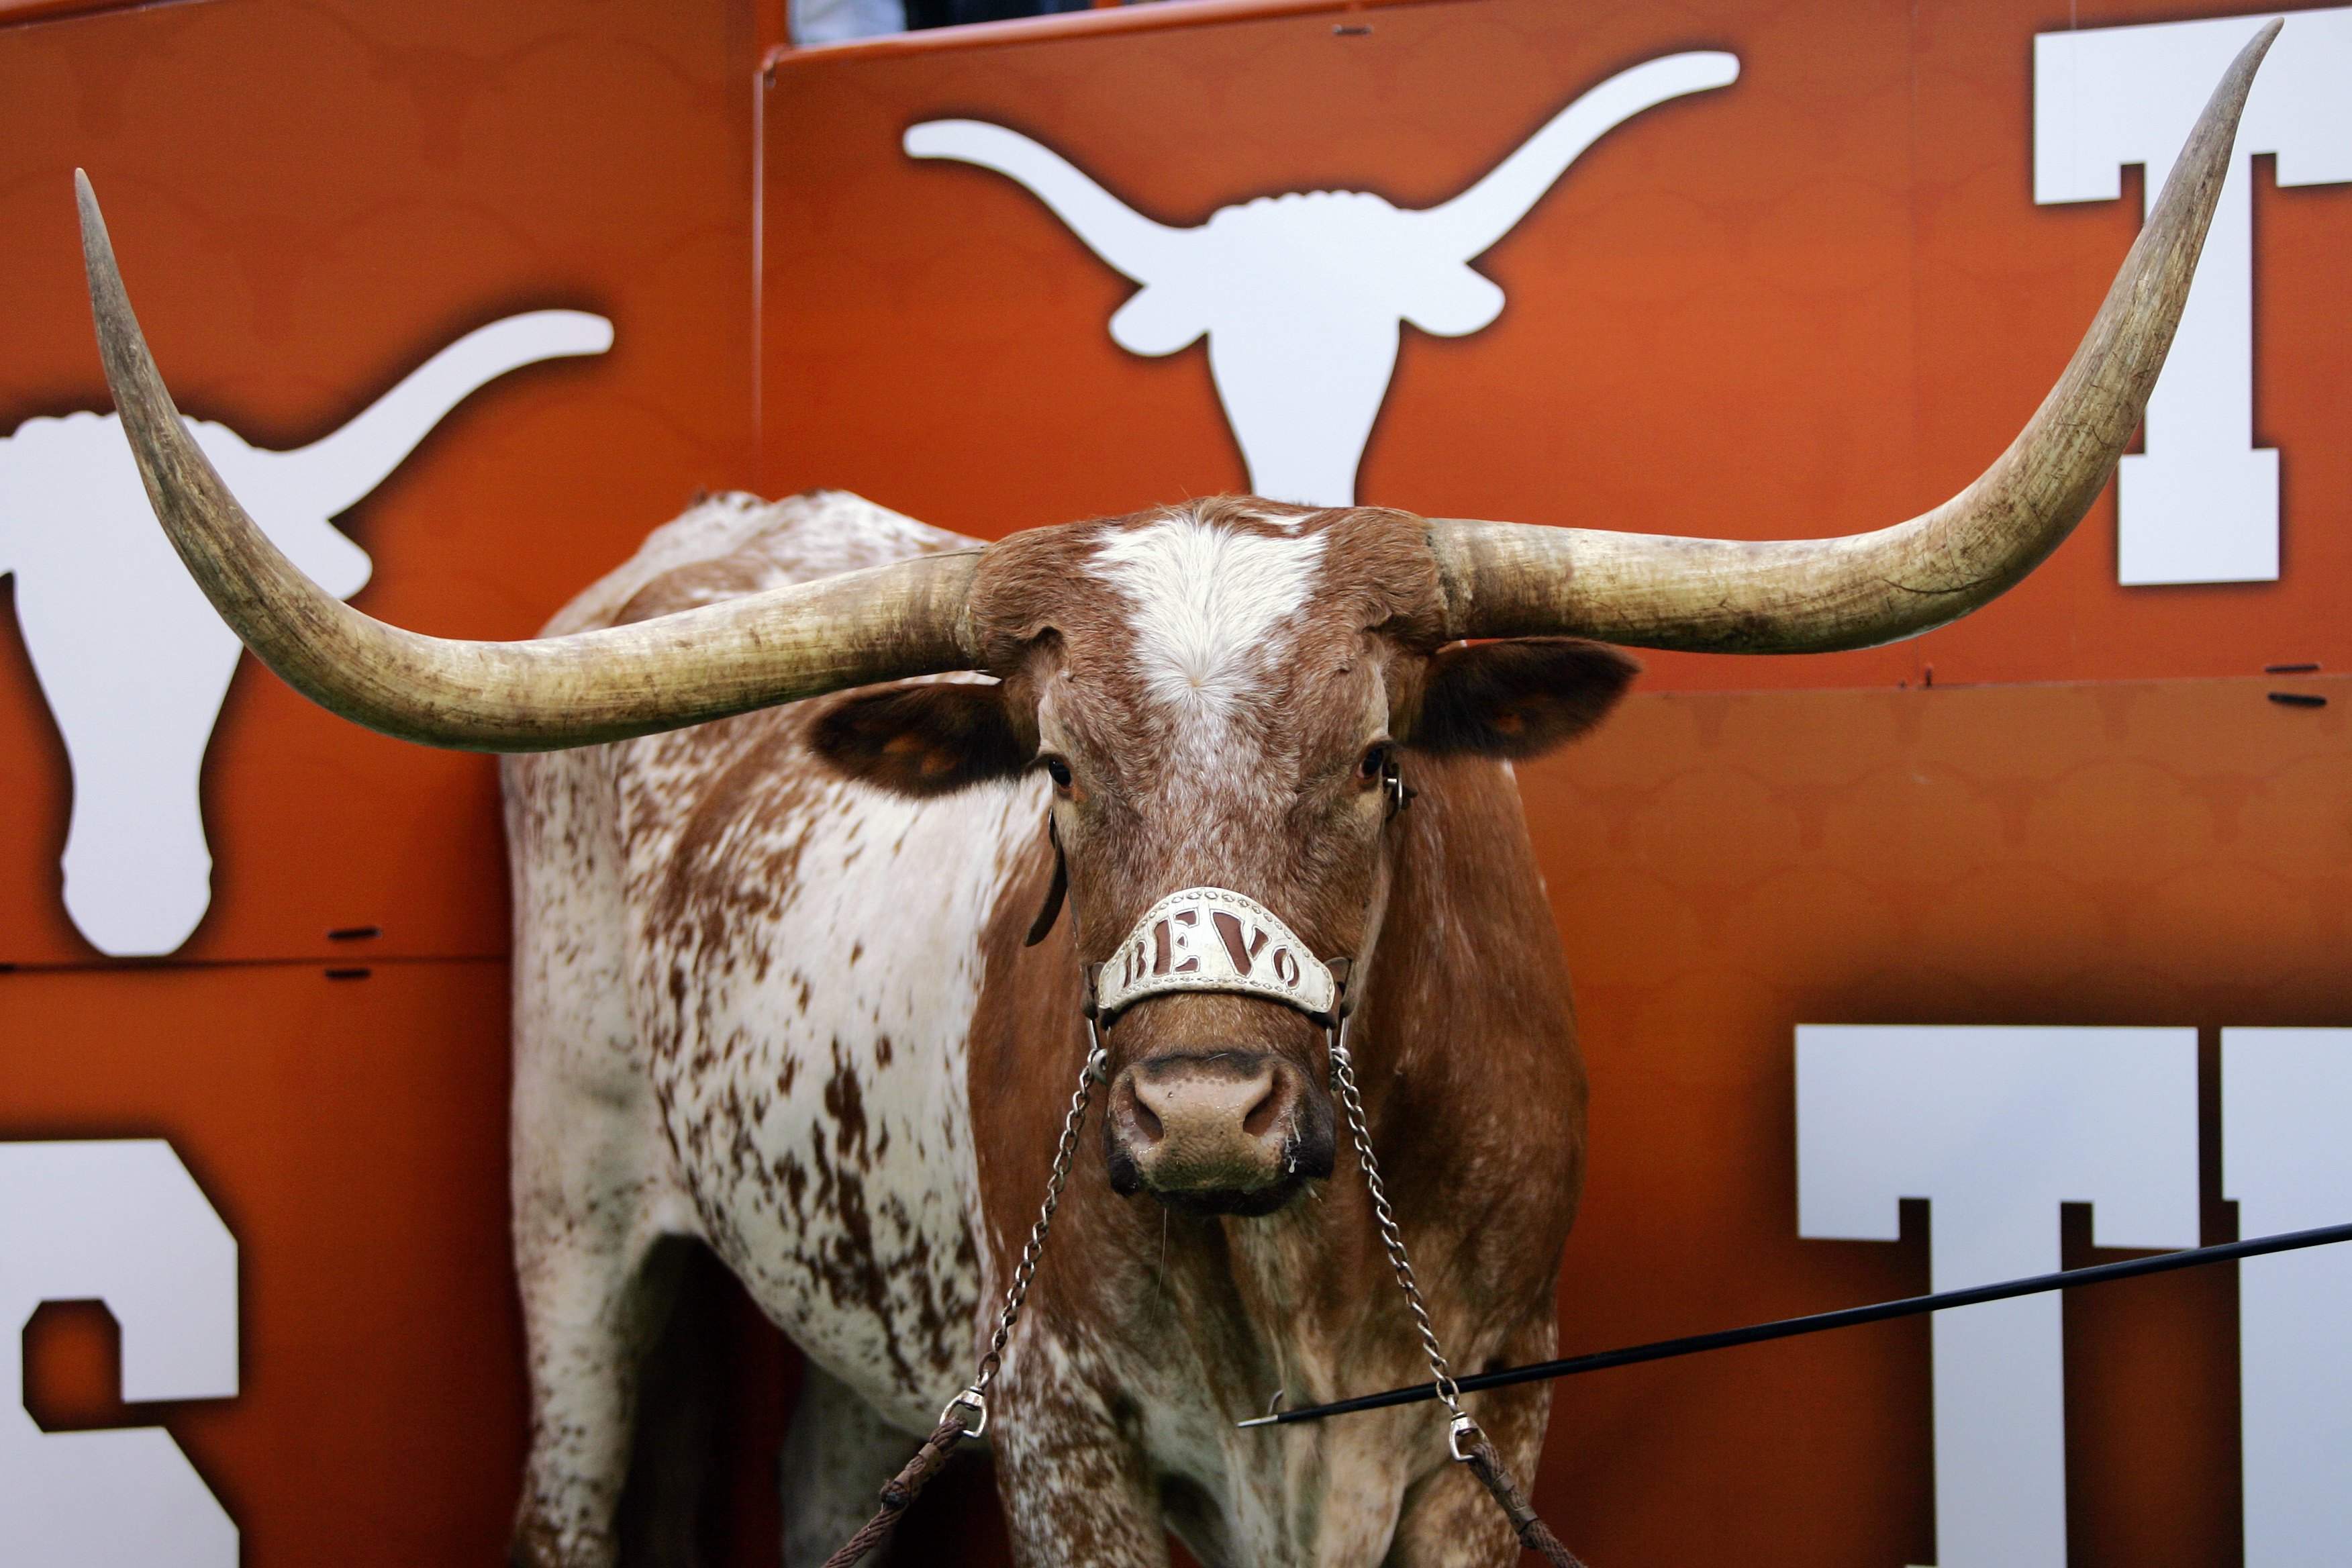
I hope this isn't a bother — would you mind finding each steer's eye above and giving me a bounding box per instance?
[1042,756,1075,790]
[1358,744,1391,783]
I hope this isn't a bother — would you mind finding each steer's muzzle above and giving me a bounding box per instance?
[1105,1050,1336,1216]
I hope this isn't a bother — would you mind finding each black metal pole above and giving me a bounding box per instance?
[1239,1219,2352,1430]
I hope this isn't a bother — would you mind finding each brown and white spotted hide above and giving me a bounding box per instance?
[501,489,1631,1568]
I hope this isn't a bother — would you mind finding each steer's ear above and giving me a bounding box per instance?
[810,680,1030,796]
[1407,638,1640,759]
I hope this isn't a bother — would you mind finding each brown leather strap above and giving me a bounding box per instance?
[1023,815,1067,947]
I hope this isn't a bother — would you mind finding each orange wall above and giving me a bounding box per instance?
[1526,672,2349,1567]
[0,0,765,965]
[9,961,520,1560]
[760,0,2351,691]
[0,0,769,1559]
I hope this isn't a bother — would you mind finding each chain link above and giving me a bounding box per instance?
[938,1003,1486,1476]
[1327,1018,1467,1422]
[954,1021,1110,1422]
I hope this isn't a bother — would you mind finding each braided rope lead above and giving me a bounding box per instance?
[820,1030,1110,1568]
[1328,1022,1586,1568]
[817,1408,971,1568]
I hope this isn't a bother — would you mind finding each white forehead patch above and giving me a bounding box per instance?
[1089,511,1326,723]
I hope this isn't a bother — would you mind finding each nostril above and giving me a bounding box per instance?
[1126,1056,1290,1167]
[1118,1075,1165,1143]
[1241,1073,1289,1140]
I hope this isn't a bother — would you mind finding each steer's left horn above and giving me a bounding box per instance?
[1427,20,2277,653]
[76,170,981,752]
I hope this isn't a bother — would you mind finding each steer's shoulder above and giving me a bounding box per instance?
[522,490,1006,926]
[510,489,981,883]
[538,489,981,636]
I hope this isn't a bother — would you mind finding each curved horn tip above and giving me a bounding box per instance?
[2243,17,2284,80]
[2201,18,2283,127]
[74,168,107,256]
[75,167,156,410]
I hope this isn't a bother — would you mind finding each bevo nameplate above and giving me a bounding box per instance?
[1095,886,1337,1022]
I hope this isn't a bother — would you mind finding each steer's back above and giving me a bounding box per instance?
[503,491,1044,1433]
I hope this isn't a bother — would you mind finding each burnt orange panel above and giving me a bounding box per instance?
[0,958,521,1565]
[1902,0,2352,687]
[760,0,2351,694]
[1518,671,2350,1567]
[0,0,763,965]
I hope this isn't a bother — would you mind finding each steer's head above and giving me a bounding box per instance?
[807,501,1637,1214]
[67,21,2264,1208]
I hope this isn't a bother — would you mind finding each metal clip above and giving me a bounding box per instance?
[1381,755,1416,819]
[1322,956,1355,1024]
[1083,1016,1112,1085]
[942,1385,989,1438]
[1447,1414,1480,1463]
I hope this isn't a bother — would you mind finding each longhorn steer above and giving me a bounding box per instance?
[68,26,2270,1568]
[501,486,1615,1565]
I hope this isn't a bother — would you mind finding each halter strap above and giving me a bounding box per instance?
[1089,886,1342,1025]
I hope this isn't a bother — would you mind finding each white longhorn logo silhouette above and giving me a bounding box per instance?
[907,51,1738,507]
[2,309,611,956]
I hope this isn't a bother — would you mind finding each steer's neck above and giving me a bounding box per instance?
[1230,752,1585,1408]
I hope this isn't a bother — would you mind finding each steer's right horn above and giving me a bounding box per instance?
[1426,21,2278,654]
[76,170,981,752]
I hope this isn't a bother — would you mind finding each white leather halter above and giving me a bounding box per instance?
[1090,886,1342,1024]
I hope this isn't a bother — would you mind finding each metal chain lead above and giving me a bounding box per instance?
[1327,1017,1468,1427]
[824,1028,1108,1568]
[1328,1016,1587,1567]
[942,1021,1111,1435]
